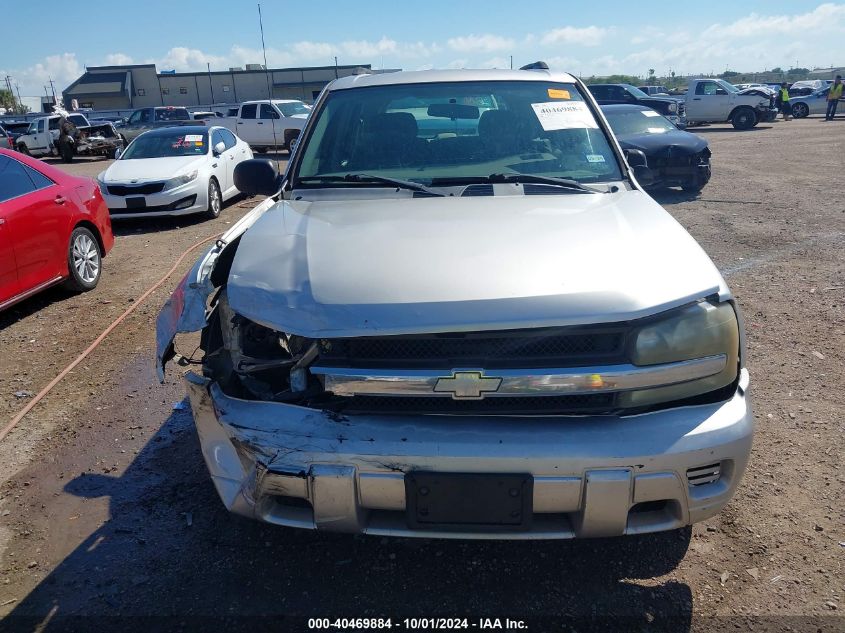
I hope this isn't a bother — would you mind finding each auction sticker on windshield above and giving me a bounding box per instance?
[642,110,661,117]
[531,101,598,131]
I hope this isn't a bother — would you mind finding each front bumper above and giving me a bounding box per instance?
[104,180,208,219]
[758,107,779,122]
[185,369,753,539]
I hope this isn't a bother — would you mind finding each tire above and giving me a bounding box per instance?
[63,227,101,292]
[791,102,809,118]
[254,147,267,154]
[17,143,30,156]
[206,178,222,219]
[106,147,117,160]
[731,107,757,130]
[120,134,129,148]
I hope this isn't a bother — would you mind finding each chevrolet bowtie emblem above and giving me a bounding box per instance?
[434,371,502,400]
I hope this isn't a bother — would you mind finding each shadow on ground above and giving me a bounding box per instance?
[3,400,693,632]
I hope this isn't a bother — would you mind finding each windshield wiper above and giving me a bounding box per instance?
[297,174,445,197]
[486,173,601,193]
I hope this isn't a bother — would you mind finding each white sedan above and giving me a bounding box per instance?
[97,125,253,220]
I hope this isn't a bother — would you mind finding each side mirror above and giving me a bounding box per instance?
[213,141,226,155]
[623,149,655,187]
[234,159,281,196]
[114,147,123,159]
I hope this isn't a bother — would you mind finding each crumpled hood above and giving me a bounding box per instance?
[103,156,205,183]
[226,191,727,337]
[616,131,708,156]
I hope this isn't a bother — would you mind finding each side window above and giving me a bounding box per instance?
[260,104,280,119]
[128,110,143,124]
[0,155,38,202]
[37,120,45,133]
[141,110,153,123]
[48,118,60,131]
[696,82,718,96]
[211,129,225,149]
[240,104,257,119]
[590,86,608,100]
[220,128,237,149]
[22,164,54,190]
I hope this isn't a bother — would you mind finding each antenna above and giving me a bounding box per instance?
[258,3,279,152]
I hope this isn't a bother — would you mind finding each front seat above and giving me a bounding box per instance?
[356,112,421,169]
[478,110,521,158]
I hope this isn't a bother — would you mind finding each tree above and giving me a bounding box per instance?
[0,89,29,114]
[770,67,783,74]
[787,67,810,75]
[719,70,740,78]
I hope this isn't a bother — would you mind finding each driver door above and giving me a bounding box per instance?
[693,81,731,119]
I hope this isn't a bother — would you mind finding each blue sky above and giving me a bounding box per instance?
[2,1,843,98]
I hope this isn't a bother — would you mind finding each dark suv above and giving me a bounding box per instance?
[588,84,685,127]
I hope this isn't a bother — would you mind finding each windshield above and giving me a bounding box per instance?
[719,81,740,94]
[121,131,208,159]
[154,108,191,122]
[622,84,651,99]
[295,81,622,187]
[603,108,676,136]
[278,101,310,116]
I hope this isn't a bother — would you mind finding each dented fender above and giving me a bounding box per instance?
[155,196,279,381]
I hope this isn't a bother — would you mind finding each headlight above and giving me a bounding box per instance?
[621,301,740,408]
[96,177,108,195]
[164,170,198,190]
[758,100,768,108]
[667,102,678,113]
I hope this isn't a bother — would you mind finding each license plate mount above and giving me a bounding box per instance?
[405,472,533,531]
[126,196,146,209]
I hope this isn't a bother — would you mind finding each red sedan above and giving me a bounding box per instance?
[0,149,114,311]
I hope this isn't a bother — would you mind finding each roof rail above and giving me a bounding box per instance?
[520,61,550,71]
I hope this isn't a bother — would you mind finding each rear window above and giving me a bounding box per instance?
[154,108,191,122]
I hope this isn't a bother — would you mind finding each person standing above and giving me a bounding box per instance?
[826,75,843,121]
[777,82,792,121]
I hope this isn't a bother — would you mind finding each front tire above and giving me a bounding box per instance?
[731,107,757,130]
[791,102,809,118]
[17,143,30,156]
[59,140,74,163]
[206,178,222,219]
[63,227,101,292]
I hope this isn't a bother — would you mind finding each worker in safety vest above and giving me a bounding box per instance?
[777,83,792,121]
[825,75,843,121]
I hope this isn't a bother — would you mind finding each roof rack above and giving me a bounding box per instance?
[520,61,550,71]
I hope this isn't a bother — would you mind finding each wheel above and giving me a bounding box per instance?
[254,147,267,154]
[731,107,757,130]
[120,134,129,148]
[791,102,809,118]
[206,178,222,219]
[63,227,101,292]
[106,147,117,160]
[17,143,30,156]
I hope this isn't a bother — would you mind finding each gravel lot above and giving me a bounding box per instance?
[0,121,842,632]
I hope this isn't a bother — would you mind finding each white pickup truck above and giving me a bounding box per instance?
[16,113,124,161]
[217,99,311,152]
[684,78,778,129]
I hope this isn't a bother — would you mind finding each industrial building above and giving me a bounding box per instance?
[62,62,393,110]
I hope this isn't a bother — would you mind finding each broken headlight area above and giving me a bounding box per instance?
[200,292,324,403]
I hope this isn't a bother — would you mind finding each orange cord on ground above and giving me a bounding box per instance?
[0,233,221,443]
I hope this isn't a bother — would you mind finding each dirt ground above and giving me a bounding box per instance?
[0,120,842,632]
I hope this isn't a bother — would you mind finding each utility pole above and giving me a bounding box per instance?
[207,62,215,104]
[334,56,339,79]
[15,84,22,109]
[510,56,513,70]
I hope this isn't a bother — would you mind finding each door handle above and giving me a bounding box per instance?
[237,121,243,125]
[693,98,701,100]
[212,163,218,168]
[55,196,66,205]
[257,122,264,125]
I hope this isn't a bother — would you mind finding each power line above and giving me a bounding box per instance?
[257,2,279,151]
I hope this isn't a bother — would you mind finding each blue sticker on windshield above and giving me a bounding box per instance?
[586,154,606,163]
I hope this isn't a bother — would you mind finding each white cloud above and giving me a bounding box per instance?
[447,34,515,53]
[541,26,609,46]
[703,2,845,39]
[104,53,134,66]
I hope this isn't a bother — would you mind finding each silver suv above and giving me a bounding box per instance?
[157,67,752,539]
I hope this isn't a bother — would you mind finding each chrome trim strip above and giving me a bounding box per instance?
[312,355,727,399]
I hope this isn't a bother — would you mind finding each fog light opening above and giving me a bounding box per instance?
[686,462,722,487]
